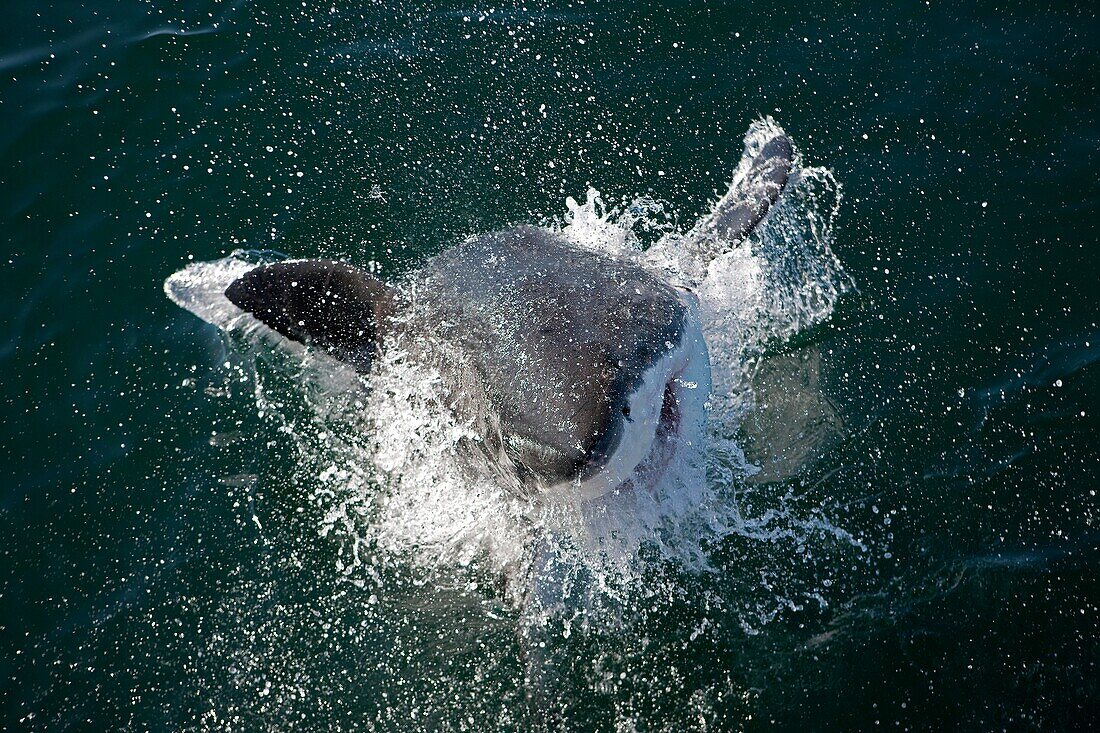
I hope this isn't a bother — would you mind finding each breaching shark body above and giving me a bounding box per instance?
[166,123,794,717]
[165,127,793,509]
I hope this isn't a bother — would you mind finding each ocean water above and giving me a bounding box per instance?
[2,1,1097,730]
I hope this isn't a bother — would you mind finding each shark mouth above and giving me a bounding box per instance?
[550,296,712,503]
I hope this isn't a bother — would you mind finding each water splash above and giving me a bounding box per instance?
[165,119,858,630]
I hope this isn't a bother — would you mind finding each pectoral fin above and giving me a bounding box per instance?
[225,259,398,372]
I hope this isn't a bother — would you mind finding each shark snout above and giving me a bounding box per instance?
[547,309,711,502]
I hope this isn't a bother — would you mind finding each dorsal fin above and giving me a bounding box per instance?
[225,259,398,372]
[687,131,793,256]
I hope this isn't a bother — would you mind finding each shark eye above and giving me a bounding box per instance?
[621,406,631,417]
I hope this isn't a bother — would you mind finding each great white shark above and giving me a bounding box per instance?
[165,125,792,506]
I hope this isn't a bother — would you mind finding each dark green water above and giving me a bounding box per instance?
[3,1,1098,730]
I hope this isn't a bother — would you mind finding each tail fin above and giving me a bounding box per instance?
[224,259,398,373]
